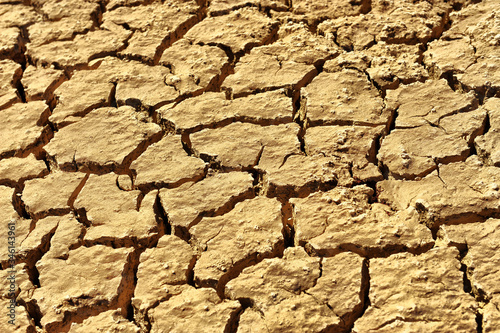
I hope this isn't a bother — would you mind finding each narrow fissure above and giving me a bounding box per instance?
[281,201,295,248]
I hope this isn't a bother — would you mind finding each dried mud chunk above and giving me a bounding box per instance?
[21,65,66,102]
[326,43,428,90]
[100,58,176,108]
[184,8,278,54]
[458,58,500,95]
[352,248,477,332]
[49,68,114,127]
[74,173,160,246]
[104,0,201,61]
[475,98,500,166]
[45,106,162,173]
[28,0,100,46]
[227,247,362,332]
[318,0,449,51]
[0,4,39,28]
[0,299,36,333]
[51,57,176,125]
[149,287,241,333]
[0,101,51,159]
[223,51,315,98]
[33,245,135,332]
[441,218,500,299]
[423,38,476,78]
[305,125,384,182]
[0,154,48,186]
[160,39,229,96]
[365,42,428,90]
[0,263,34,300]
[291,185,372,244]
[191,197,283,289]
[22,171,86,219]
[42,214,84,259]
[17,215,58,265]
[291,186,433,256]
[484,297,500,333]
[308,253,365,325]
[378,125,470,179]
[386,79,477,128]
[0,59,22,109]
[68,309,139,333]
[0,27,22,60]
[264,155,353,200]
[443,4,500,92]
[237,308,267,333]
[290,0,370,24]
[158,90,293,133]
[190,123,300,171]
[132,235,195,325]
[222,23,339,97]
[158,172,254,236]
[27,24,131,69]
[301,69,387,126]
[377,158,500,228]
[440,107,487,145]
[130,134,206,189]
[0,186,30,265]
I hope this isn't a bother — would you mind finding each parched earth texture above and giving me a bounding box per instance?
[1,0,500,332]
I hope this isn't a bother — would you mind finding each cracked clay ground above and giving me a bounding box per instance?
[1,0,500,332]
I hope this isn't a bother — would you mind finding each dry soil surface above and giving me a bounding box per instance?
[1,0,500,332]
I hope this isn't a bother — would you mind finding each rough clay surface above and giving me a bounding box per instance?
[1,0,500,332]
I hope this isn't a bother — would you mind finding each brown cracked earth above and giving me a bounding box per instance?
[1,0,500,332]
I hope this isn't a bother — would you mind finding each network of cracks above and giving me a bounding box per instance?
[1,0,500,332]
